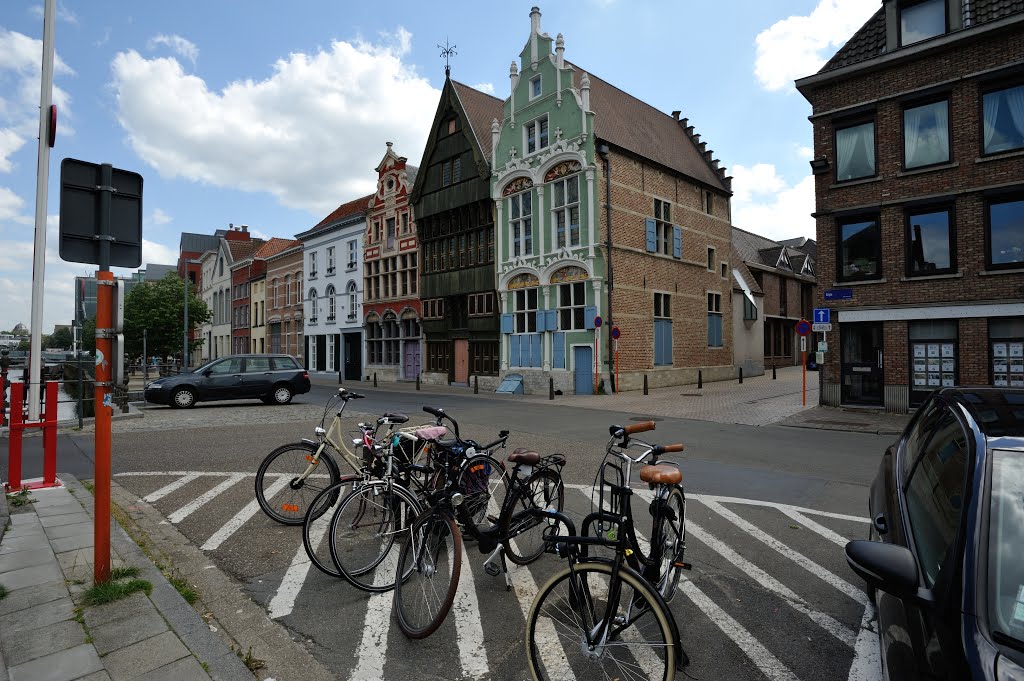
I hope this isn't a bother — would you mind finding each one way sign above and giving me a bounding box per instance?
[813,308,830,324]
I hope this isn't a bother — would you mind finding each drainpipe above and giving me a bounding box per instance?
[597,142,613,391]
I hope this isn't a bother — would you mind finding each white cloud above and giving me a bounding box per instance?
[731,163,815,241]
[29,3,79,25]
[471,82,496,95]
[795,144,814,160]
[149,207,172,225]
[147,34,199,66]
[111,27,439,215]
[140,239,178,266]
[754,0,879,92]
[0,186,25,221]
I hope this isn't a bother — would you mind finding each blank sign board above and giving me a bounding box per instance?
[59,158,143,268]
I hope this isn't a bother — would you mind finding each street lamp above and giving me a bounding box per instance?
[183,259,202,370]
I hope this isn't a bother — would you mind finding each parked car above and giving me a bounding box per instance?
[845,387,1024,680]
[144,354,311,408]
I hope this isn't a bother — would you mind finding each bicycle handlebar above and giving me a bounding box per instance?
[423,405,444,418]
[423,405,461,439]
[338,388,365,400]
[653,443,685,455]
[479,433,510,451]
[609,421,656,438]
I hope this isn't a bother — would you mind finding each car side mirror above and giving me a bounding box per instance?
[845,539,919,599]
[202,369,213,377]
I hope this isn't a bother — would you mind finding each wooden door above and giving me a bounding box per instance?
[454,340,469,384]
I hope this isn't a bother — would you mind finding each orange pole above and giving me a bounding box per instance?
[94,270,113,583]
[43,380,57,485]
[802,351,807,406]
[594,331,599,394]
[8,382,23,491]
[615,347,619,394]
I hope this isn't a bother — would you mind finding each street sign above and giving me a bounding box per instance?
[611,326,621,340]
[813,308,830,324]
[800,336,807,352]
[594,315,603,328]
[824,288,853,301]
[818,341,828,353]
[59,158,143,268]
[816,351,825,364]
[795,319,811,336]
[812,322,832,332]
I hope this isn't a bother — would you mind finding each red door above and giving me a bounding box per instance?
[454,340,469,384]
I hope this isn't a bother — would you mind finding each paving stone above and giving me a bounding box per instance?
[0,596,74,635]
[0,580,69,616]
[50,533,93,554]
[0,560,63,591]
[77,672,113,681]
[0,535,49,555]
[89,607,168,656]
[56,548,95,583]
[8,514,40,528]
[5,643,102,681]
[0,619,85,666]
[44,521,92,540]
[0,546,54,573]
[101,631,189,681]
[82,592,150,629]
[34,503,86,518]
[39,513,93,529]
[132,655,210,681]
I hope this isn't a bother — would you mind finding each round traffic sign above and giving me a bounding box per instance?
[611,326,621,340]
[594,315,603,328]
[795,319,811,336]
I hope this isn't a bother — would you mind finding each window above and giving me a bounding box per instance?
[838,215,882,281]
[907,207,954,276]
[246,357,270,373]
[530,75,541,99]
[453,157,462,184]
[986,197,1024,269]
[284,275,292,305]
[835,120,876,181]
[307,288,317,322]
[471,341,499,375]
[558,282,586,330]
[386,218,395,249]
[904,99,950,169]
[459,234,466,267]
[442,160,452,186]
[526,116,549,154]
[743,293,758,321]
[382,314,400,365]
[990,317,1024,387]
[309,252,317,277]
[510,191,533,256]
[423,298,445,320]
[514,288,538,333]
[707,293,723,348]
[909,320,958,403]
[469,293,493,317]
[327,247,335,273]
[347,240,358,269]
[983,84,1024,155]
[987,450,1024,642]
[446,118,457,135]
[899,0,946,46]
[218,258,224,277]
[401,212,409,235]
[704,191,714,215]
[552,175,581,248]
[654,199,672,255]
[721,263,728,278]
[654,293,672,365]
[427,341,451,372]
[326,285,336,321]
[707,247,715,271]
[780,278,788,315]
[208,358,242,375]
[347,281,357,320]
[903,404,968,586]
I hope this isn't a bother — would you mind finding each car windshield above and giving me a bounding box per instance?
[988,449,1024,646]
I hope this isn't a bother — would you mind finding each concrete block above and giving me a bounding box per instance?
[44,521,92,540]
[89,607,168,656]
[0,596,74,635]
[101,631,189,681]
[39,513,93,529]
[5,643,102,681]
[0,534,48,555]
[8,515,40,528]
[0,560,63,591]
[50,533,93,554]
[132,655,211,681]
[0,580,69,616]
[0,619,85,666]
[0,547,54,573]
[34,503,86,518]
[81,592,150,629]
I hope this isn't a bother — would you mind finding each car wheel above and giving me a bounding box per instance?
[271,385,293,405]
[172,387,196,409]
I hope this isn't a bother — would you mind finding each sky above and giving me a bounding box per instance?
[0,0,881,333]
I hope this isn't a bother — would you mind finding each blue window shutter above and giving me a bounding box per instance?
[510,335,521,367]
[534,311,545,333]
[584,306,597,329]
[552,332,565,369]
[715,315,723,347]
[666,321,673,364]
[545,310,557,332]
[673,226,682,259]
[501,313,513,334]
[645,218,657,252]
[531,334,543,368]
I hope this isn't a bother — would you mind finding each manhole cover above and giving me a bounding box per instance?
[628,416,663,422]
[680,392,702,397]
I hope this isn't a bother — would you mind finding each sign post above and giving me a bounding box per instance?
[611,326,621,394]
[795,319,811,407]
[593,316,603,394]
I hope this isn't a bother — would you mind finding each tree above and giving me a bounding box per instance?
[46,326,73,350]
[121,272,210,361]
[82,317,96,354]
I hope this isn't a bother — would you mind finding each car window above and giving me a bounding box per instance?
[987,450,1024,646]
[270,357,298,371]
[246,357,271,373]
[904,406,969,587]
[901,401,942,485]
[207,358,242,375]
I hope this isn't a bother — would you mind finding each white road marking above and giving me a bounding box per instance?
[201,475,290,550]
[167,473,246,524]
[143,473,201,503]
[780,507,857,547]
[452,543,489,680]
[351,577,393,680]
[699,494,869,523]
[268,510,330,619]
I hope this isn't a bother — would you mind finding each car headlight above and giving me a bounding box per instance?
[145,381,162,388]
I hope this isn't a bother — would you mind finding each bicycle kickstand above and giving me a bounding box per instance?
[482,543,513,591]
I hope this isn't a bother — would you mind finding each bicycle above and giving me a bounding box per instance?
[523,420,691,680]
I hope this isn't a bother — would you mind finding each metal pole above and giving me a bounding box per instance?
[94,163,113,584]
[143,328,147,383]
[76,347,83,430]
[27,0,56,422]
[183,275,189,369]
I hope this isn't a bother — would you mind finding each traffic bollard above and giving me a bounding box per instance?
[772,364,777,380]
[416,374,420,391]
[474,375,479,394]
[739,367,743,384]
[698,370,703,390]
[373,372,378,387]
[643,374,648,396]
[549,377,554,400]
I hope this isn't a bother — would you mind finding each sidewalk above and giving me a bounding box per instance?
[0,477,254,681]
[774,405,911,436]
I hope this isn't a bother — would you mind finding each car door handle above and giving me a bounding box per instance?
[873,513,888,536]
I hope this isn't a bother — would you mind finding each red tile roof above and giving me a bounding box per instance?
[253,237,296,259]
[227,239,263,262]
[310,194,374,233]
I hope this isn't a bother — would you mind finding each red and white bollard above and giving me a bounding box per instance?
[4,380,62,492]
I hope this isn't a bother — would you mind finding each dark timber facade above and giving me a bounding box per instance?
[413,78,505,387]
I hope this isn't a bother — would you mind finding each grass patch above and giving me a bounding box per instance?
[7,490,34,508]
[82,578,152,606]
[166,571,198,605]
[0,583,7,600]
[73,606,84,623]
[233,645,265,672]
[109,566,140,580]
[81,480,95,494]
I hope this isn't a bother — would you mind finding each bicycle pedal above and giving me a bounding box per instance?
[674,561,692,571]
[483,562,501,577]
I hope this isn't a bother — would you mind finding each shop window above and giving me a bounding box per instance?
[990,318,1024,387]
[909,320,958,405]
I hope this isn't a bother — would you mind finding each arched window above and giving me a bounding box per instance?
[219,257,224,277]
[307,288,317,322]
[382,312,400,366]
[347,281,358,320]
[326,285,336,320]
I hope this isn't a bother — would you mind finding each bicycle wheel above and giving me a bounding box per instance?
[302,475,363,577]
[256,442,341,525]
[393,509,462,639]
[456,454,509,539]
[652,486,686,603]
[505,469,564,566]
[328,481,421,592]
[526,561,676,681]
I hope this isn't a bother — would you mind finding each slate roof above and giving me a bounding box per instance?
[452,81,505,163]
[179,232,221,254]
[731,249,763,296]
[143,264,176,282]
[733,226,815,277]
[308,194,375,234]
[974,0,1024,24]
[565,63,729,192]
[778,236,818,259]
[253,237,298,259]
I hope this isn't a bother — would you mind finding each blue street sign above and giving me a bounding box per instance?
[824,288,854,301]
[795,319,811,336]
[594,316,603,328]
[813,308,831,324]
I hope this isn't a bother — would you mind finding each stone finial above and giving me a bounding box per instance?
[580,72,591,112]
[555,33,565,68]
[556,33,564,49]
[530,6,542,34]
[510,61,519,77]
[491,118,500,133]
[581,71,591,89]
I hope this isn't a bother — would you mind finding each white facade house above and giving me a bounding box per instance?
[199,241,236,362]
[298,196,370,380]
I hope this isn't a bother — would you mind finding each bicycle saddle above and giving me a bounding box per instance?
[508,448,540,465]
[382,412,409,424]
[639,464,682,485]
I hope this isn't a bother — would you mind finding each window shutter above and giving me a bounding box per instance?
[531,334,543,368]
[584,306,597,329]
[501,313,514,334]
[544,310,557,332]
[673,226,682,259]
[552,332,566,369]
[645,218,657,253]
[665,321,673,365]
[510,335,521,367]
[532,311,543,332]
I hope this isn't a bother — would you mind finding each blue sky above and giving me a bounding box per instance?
[0,0,879,332]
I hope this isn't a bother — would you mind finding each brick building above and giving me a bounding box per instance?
[265,240,304,361]
[246,238,294,354]
[491,7,735,394]
[363,143,420,382]
[797,0,1024,411]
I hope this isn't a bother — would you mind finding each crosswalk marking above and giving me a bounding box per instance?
[268,510,329,619]
[452,544,489,680]
[143,472,201,503]
[167,473,247,524]
[202,475,290,550]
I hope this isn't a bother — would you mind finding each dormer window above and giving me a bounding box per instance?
[530,76,542,99]
[899,0,946,47]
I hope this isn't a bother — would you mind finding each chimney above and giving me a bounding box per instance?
[671,111,681,121]
[240,224,248,232]
[530,6,542,34]
[680,117,688,128]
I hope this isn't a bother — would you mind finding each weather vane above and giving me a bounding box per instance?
[438,39,457,77]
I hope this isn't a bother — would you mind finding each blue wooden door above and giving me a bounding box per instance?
[574,346,593,395]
